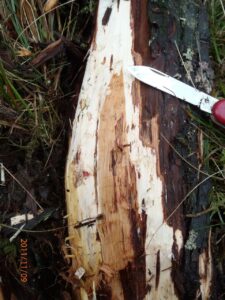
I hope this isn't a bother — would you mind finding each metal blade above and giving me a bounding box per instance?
[128,66,218,114]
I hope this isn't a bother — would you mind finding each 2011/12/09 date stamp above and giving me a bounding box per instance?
[19,239,28,283]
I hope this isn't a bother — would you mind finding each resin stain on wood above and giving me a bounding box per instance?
[97,72,137,271]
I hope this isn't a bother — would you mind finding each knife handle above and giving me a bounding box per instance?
[211,99,225,127]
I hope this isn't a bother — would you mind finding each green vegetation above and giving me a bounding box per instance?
[201,0,225,223]
[0,0,96,154]
[185,1,225,228]
[0,0,97,296]
[210,0,225,97]
[0,238,17,263]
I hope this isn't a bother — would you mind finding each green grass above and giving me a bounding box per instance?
[0,0,96,153]
[210,0,225,98]
[0,0,97,291]
[207,0,225,222]
[194,0,225,223]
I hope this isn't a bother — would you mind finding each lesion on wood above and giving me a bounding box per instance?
[97,72,138,270]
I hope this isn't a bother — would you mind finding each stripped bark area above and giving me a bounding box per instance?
[65,0,212,299]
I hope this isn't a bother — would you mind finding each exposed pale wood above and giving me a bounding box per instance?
[65,0,213,299]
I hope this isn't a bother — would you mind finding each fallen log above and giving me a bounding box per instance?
[65,1,213,299]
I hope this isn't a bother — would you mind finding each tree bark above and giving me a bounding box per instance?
[65,1,213,299]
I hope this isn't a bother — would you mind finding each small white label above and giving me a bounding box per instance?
[75,267,85,279]
[0,163,5,186]
[10,214,34,226]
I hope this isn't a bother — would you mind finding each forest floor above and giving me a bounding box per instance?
[0,1,96,299]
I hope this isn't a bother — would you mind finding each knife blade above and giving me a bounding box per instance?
[128,66,225,126]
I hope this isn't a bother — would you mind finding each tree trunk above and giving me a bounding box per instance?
[65,1,213,299]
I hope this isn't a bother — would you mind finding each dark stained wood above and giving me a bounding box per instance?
[131,0,213,298]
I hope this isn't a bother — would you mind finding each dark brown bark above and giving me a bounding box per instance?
[123,0,213,299]
[135,1,212,299]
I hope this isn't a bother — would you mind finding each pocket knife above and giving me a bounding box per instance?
[128,66,225,126]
